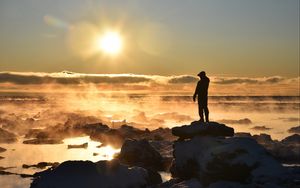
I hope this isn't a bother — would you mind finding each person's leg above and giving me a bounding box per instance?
[198,103,204,122]
[202,96,209,122]
[204,106,209,122]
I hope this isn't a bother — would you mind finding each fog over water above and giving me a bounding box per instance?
[0,92,299,140]
[0,89,299,187]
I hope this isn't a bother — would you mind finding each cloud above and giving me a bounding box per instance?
[1,71,297,85]
[211,76,288,85]
[0,72,151,85]
[218,118,252,125]
[168,75,198,84]
[288,126,300,134]
[0,71,298,95]
[213,78,258,85]
[251,126,272,131]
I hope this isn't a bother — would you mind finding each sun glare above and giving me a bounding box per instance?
[97,31,122,55]
[101,145,121,160]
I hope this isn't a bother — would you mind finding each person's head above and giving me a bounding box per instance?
[197,71,206,79]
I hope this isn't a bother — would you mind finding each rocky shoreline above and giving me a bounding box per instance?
[28,121,299,188]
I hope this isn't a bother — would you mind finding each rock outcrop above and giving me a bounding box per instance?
[281,134,300,144]
[288,126,300,134]
[172,121,234,139]
[23,162,59,169]
[235,133,300,164]
[0,147,6,153]
[169,122,292,187]
[30,159,161,188]
[27,121,298,188]
[0,128,17,143]
[118,139,164,171]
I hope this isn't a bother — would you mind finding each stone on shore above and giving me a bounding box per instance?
[0,147,6,153]
[170,136,288,186]
[172,121,234,139]
[30,160,161,188]
[0,128,17,143]
[118,139,164,171]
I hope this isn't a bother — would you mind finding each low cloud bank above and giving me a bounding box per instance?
[0,71,298,85]
[0,71,152,85]
[0,71,299,95]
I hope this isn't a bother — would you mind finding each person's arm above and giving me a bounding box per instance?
[193,82,199,102]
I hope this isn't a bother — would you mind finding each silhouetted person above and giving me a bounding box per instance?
[193,71,210,122]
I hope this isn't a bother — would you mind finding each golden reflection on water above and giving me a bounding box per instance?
[0,136,120,175]
[0,136,121,187]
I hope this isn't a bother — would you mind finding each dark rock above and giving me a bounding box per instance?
[270,144,300,164]
[23,162,59,169]
[281,134,300,145]
[234,132,252,138]
[151,127,176,141]
[172,121,234,139]
[90,129,124,148]
[0,147,6,153]
[157,178,182,187]
[23,138,63,145]
[96,143,104,148]
[0,170,14,175]
[251,126,272,131]
[150,140,173,158]
[118,124,146,137]
[67,142,88,149]
[0,128,17,143]
[73,122,110,135]
[20,173,35,178]
[118,139,164,171]
[252,133,274,145]
[288,126,300,134]
[158,178,203,188]
[30,160,161,188]
[172,178,203,188]
[207,181,254,188]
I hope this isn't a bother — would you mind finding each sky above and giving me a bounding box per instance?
[0,0,299,77]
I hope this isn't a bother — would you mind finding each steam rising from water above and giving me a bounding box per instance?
[0,91,298,140]
[0,89,298,187]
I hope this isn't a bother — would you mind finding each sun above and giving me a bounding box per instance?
[97,31,122,55]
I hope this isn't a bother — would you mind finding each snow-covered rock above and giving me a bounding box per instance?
[30,159,161,188]
[237,132,300,164]
[170,136,288,186]
[172,121,234,139]
[118,139,164,171]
